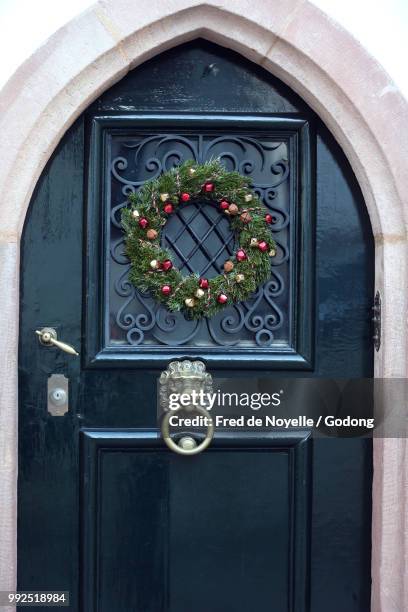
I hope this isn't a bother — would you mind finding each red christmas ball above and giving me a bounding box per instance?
[161,285,172,296]
[199,278,209,289]
[164,202,174,214]
[138,217,149,229]
[220,200,229,210]
[265,214,273,224]
[161,259,173,272]
[236,249,247,262]
[180,192,191,202]
[258,241,268,252]
[217,293,228,304]
[203,182,215,193]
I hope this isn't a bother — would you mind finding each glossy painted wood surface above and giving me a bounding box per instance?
[80,430,311,612]
[19,41,373,612]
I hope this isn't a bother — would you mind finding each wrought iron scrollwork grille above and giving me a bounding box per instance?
[108,130,292,349]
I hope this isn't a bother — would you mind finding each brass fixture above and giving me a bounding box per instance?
[35,327,79,356]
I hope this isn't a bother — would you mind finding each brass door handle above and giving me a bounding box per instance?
[35,327,79,356]
[161,405,214,456]
[159,360,214,455]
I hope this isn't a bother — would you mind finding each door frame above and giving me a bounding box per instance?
[86,113,314,370]
[1,3,407,611]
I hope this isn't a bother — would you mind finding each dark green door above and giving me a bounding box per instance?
[18,41,373,611]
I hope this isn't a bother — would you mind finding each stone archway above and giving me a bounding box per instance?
[0,2,407,610]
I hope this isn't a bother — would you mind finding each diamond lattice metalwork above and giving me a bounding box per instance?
[161,200,235,278]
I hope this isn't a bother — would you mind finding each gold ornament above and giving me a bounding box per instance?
[185,297,196,308]
[269,249,277,257]
[146,229,158,240]
[224,260,234,273]
[150,259,159,269]
[195,288,205,299]
[132,209,140,218]
[250,237,259,247]
[160,193,169,202]
[236,273,245,283]
[244,193,253,202]
[189,167,196,175]
[228,203,239,215]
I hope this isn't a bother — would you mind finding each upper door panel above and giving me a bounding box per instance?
[86,115,313,368]
[85,40,315,368]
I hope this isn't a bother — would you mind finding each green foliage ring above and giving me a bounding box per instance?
[121,159,276,320]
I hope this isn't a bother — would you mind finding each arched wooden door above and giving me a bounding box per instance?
[18,41,373,611]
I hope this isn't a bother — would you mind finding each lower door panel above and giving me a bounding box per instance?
[80,430,311,612]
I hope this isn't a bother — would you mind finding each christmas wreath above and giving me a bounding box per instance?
[121,159,276,319]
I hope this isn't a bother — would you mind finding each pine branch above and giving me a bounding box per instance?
[121,159,276,319]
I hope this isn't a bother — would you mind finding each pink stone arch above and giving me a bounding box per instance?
[0,2,407,610]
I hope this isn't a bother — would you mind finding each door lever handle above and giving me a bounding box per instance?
[35,327,79,356]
